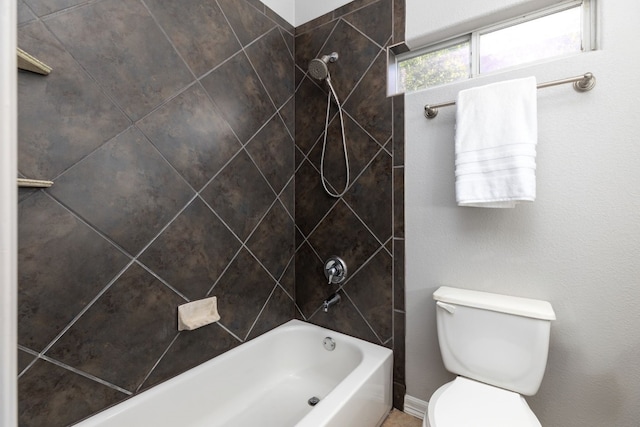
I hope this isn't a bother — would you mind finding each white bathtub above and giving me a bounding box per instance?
[75,319,393,427]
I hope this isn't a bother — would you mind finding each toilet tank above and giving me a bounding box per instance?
[433,286,555,396]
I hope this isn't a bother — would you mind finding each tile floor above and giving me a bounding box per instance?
[382,409,423,427]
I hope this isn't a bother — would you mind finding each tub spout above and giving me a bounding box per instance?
[323,293,341,313]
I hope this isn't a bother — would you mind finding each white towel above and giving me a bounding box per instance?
[455,77,537,208]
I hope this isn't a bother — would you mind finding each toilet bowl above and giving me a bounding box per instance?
[423,377,541,427]
[425,287,555,427]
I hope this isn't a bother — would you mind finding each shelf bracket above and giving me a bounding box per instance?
[17,47,52,75]
[17,178,53,188]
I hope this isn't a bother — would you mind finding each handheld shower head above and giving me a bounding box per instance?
[308,52,339,80]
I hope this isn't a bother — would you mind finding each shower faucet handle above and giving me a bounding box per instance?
[324,256,347,284]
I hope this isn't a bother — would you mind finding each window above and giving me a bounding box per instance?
[398,39,471,92]
[389,0,595,94]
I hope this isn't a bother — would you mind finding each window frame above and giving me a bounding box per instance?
[388,0,596,96]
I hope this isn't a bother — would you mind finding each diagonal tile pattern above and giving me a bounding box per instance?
[217,0,276,47]
[345,50,393,146]
[44,0,193,121]
[313,19,381,102]
[18,1,297,425]
[138,198,242,301]
[247,201,295,280]
[137,84,242,191]
[139,323,241,391]
[143,0,241,77]
[200,51,276,144]
[200,149,276,241]
[17,21,130,180]
[48,127,194,256]
[245,27,295,109]
[16,0,405,424]
[18,193,130,351]
[245,115,295,194]
[208,248,277,340]
[293,0,406,409]
[45,263,186,392]
[18,359,127,426]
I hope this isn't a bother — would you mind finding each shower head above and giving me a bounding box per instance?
[308,52,339,80]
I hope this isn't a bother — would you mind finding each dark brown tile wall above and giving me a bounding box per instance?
[17,0,295,425]
[293,0,406,411]
[17,0,405,424]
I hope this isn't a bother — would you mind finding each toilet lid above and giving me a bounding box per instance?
[431,377,541,427]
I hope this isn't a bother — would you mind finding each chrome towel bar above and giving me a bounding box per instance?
[424,72,596,119]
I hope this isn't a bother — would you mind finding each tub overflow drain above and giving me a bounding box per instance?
[323,337,336,351]
[308,396,320,406]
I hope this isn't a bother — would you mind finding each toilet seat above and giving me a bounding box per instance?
[424,377,541,427]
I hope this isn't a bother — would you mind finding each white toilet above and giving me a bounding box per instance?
[424,286,556,427]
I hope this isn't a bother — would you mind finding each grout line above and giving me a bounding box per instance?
[333,0,385,24]
[243,283,278,341]
[216,1,281,116]
[306,19,342,66]
[243,142,287,200]
[48,123,135,184]
[341,15,390,51]
[37,0,103,21]
[38,353,133,396]
[20,0,402,402]
[341,40,391,107]
[194,68,245,148]
[342,195,389,249]
[294,303,307,320]
[278,27,295,61]
[139,0,199,83]
[36,259,136,357]
[42,192,134,260]
[382,136,393,156]
[342,289,384,344]
[301,242,391,324]
[135,260,190,303]
[293,195,341,251]
[133,80,200,128]
[215,321,244,344]
[334,240,392,291]
[193,144,244,195]
[276,95,295,142]
[135,332,181,393]
[16,347,39,379]
[391,236,396,334]
[39,11,135,124]
[203,244,244,298]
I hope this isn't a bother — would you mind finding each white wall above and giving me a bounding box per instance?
[260,0,295,25]
[0,0,18,425]
[260,0,355,26]
[406,0,566,48]
[405,1,640,425]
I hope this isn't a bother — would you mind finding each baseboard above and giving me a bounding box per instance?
[403,394,428,420]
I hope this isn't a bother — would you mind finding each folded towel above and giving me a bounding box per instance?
[455,76,537,208]
[177,296,220,331]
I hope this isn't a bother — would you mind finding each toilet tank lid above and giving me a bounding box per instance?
[433,286,556,320]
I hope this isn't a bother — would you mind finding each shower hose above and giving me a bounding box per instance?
[320,74,349,198]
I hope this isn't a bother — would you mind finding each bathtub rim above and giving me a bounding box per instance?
[73,319,393,427]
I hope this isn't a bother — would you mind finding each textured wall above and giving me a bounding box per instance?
[17,0,295,425]
[404,1,640,425]
[293,0,406,409]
